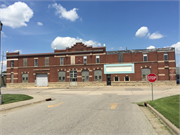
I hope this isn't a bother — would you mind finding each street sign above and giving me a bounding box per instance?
[147,73,157,101]
[147,73,157,83]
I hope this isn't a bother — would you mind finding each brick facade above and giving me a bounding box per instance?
[6,42,176,87]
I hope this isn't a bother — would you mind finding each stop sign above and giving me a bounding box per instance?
[147,73,157,82]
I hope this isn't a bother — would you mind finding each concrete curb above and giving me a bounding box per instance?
[147,103,180,135]
[0,98,55,112]
[0,100,46,112]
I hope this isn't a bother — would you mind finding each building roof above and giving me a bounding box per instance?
[106,47,175,55]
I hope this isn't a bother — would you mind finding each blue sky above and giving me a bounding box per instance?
[0,1,179,71]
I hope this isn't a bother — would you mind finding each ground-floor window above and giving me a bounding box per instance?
[22,73,28,82]
[94,70,102,81]
[82,71,89,82]
[141,68,151,81]
[70,70,77,82]
[115,76,119,81]
[58,71,65,82]
[125,76,129,81]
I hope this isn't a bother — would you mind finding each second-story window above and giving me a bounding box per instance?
[96,55,100,63]
[11,61,14,67]
[23,58,27,67]
[83,56,87,64]
[164,52,168,60]
[60,57,64,65]
[143,53,148,61]
[45,57,49,66]
[34,59,38,66]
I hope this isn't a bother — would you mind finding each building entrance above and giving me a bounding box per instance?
[107,74,111,85]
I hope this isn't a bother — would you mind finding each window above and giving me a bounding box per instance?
[23,58,27,67]
[125,76,129,81]
[70,70,77,82]
[83,56,87,64]
[82,71,89,82]
[22,74,28,82]
[94,70,102,81]
[60,57,64,65]
[143,53,148,61]
[71,56,75,65]
[96,55,100,63]
[58,71,65,82]
[34,59,38,66]
[141,68,151,81]
[11,73,14,83]
[11,61,14,67]
[164,52,168,60]
[45,57,49,66]
[115,76,118,81]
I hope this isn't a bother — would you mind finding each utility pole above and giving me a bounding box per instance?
[0,21,3,104]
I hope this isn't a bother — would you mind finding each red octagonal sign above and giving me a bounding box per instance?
[147,73,157,83]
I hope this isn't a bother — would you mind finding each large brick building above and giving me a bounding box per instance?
[6,42,176,88]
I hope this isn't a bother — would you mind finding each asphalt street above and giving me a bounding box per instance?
[0,86,179,135]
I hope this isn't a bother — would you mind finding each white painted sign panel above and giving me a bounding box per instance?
[106,66,132,72]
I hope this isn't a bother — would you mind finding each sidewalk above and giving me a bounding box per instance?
[0,95,52,112]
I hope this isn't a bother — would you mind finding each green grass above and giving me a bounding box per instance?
[2,94,33,105]
[148,95,179,128]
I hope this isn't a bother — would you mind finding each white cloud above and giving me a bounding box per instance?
[12,50,23,53]
[2,32,7,37]
[51,37,101,49]
[110,47,114,50]
[0,2,33,28]
[171,42,180,54]
[135,26,149,38]
[119,47,124,50]
[147,46,155,49]
[148,32,163,39]
[37,22,43,26]
[49,3,79,22]
[0,4,7,8]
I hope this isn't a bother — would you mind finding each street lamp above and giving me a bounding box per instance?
[0,21,3,104]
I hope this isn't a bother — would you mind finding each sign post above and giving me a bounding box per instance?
[147,73,157,101]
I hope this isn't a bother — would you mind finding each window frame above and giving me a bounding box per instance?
[70,70,77,82]
[58,71,66,82]
[143,53,148,61]
[94,70,102,81]
[96,55,100,63]
[115,76,119,81]
[82,70,89,82]
[22,73,28,83]
[125,76,129,81]
[34,59,38,67]
[11,60,14,67]
[60,57,64,65]
[83,56,87,64]
[164,52,168,60]
[45,57,49,66]
[23,58,27,67]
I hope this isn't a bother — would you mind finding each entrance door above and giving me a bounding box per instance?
[70,70,77,86]
[107,74,111,85]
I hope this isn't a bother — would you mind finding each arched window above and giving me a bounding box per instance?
[125,76,129,81]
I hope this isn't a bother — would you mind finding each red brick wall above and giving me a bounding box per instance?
[123,53,132,62]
